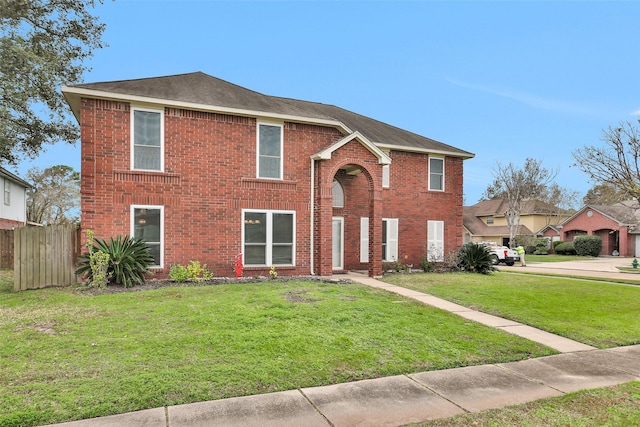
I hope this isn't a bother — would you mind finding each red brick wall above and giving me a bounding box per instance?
[0,218,24,230]
[562,209,629,256]
[80,98,465,277]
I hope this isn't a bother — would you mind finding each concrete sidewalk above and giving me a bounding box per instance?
[45,346,640,427]
[44,270,640,427]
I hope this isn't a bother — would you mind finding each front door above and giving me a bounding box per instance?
[332,217,344,270]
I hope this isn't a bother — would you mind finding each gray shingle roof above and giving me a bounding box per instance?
[64,72,474,157]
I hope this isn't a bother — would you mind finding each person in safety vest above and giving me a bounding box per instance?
[516,245,526,267]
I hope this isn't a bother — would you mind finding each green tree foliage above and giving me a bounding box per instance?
[573,120,640,203]
[25,165,80,224]
[582,183,627,206]
[0,0,107,165]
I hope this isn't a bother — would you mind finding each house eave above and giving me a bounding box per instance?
[376,143,475,159]
[311,131,392,165]
[62,86,351,131]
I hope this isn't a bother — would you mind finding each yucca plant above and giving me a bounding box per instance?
[456,242,495,274]
[76,235,155,288]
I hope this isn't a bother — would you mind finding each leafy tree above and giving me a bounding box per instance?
[26,165,80,224]
[482,158,557,247]
[582,183,627,206]
[573,120,640,202]
[0,0,107,165]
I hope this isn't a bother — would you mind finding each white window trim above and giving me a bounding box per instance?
[130,204,164,268]
[428,156,445,192]
[242,209,296,267]
[256,122,284,180]
[131,106,165,172]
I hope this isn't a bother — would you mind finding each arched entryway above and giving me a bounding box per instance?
[311,134,388,277]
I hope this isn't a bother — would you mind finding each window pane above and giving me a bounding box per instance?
[134,146,161,170]
[245,212,266,243]
[259,157,281,179]
[332,180,344,208]
[430,175,443,191]
[134,208,161,266]
[272,213,293,244]
[382,220,387,260]
[134,111,161,147]
[259,125,281,156]
[430,158,443,174]
[272,245,292,264]
[245,245,266,265]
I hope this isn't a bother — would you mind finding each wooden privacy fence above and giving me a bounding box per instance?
[14,224,81,291]
[0,229,12,268]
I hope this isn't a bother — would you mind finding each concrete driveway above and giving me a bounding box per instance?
[499,256,640,282]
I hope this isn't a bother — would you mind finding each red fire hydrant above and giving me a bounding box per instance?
[233,253,244,278]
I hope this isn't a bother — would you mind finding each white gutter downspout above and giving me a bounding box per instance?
[309,157,315,275]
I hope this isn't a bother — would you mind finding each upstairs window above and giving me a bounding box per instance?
[3,179,9,205]
[429,157,444,191]
[257,123,283,179]
[487,216,494,225]
[132,107,163,171]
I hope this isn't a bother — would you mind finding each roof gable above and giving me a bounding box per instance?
[312,132,391,165]
[63,72,474,159]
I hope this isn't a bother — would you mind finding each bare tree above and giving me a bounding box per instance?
[573,120,640,202]
[538,183,579,226]
[483,158,558,247]
[26,165,80,225]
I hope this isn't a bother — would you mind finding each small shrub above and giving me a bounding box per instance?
[456,243,495,274]
[169,264,190,282]
[170,260,213,282]
[555,242,576,255]
[76,234,155,288]
[552,240,564,253]
[533,238,550,255]
[420,257,434,272]
[574,235,602,257]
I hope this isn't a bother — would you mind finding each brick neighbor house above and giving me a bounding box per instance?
[62,72,474,278]
[0,167,30,230]
[560,201,640,257]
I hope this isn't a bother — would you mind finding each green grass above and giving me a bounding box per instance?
[0,277,555,427]
[415,381,640,426]
[526,254,595,263]
[384,272,640,348]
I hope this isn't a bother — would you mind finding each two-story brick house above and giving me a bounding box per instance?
[62,72,473,277]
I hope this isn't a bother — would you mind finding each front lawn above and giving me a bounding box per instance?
[0,279,554,427]
[384,272,640,348]
[526,254,595,263]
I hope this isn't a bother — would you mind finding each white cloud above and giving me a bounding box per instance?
[630,109,640,116]
[445,77,601,117]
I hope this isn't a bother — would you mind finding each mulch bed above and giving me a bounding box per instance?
[74,275,353,295]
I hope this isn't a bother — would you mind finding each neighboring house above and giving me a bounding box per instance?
[62,72,474,277]
[0,167,30,229]
[463,199,569,246]
[560,201,640,257]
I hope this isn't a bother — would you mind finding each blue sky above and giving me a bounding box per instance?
[13,0,640,205]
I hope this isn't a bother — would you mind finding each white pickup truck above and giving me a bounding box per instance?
[480,242,520,266]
